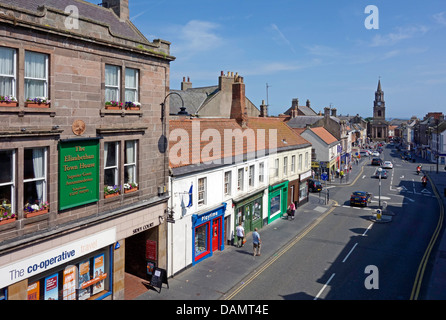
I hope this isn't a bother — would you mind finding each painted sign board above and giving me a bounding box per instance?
[59,139,100,210]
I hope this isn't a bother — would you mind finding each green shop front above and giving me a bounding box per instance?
[234,191,265,243]
[268,181,288,223]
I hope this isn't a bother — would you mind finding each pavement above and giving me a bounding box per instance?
[419,162,446,300]
[129,154,446,301]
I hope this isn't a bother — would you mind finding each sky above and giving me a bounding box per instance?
[124,0,446,119]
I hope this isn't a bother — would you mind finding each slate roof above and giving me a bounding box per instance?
[283,105,317,116]
[2,0,149,43]
[169,86,218,115]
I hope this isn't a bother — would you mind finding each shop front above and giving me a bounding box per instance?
[192,203,226,265]
[0,228,116,300]
[268,181,288,224]
[297,170,311,206]
[233,191,264,244]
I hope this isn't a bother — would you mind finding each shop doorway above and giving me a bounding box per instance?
[212,218,221,252]
[125,228,158,280]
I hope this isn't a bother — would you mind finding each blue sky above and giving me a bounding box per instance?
[125,0,446,119]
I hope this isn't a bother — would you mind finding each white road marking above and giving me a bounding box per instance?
[314,273,335,300]
[342,243,358,263]
[362,223,373,236]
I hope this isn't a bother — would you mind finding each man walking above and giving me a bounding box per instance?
[252,228,261,256]
[236,222,245,247]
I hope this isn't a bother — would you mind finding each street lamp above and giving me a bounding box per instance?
[377,167,382,209]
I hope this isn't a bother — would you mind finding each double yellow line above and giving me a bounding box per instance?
[223,202,338,300]
[410,173,444,300]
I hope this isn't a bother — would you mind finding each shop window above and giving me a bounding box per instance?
[299,181,308,201]
[270,194,281,216]
[0,150,15,217]
[124,68,139,103]
[105,64,120,102]
[23,147,47,211]
[24,51,49,101]
[194,223,209,259]
[27,248,111,300]
[252,198,262,222]
[197,177,206,206]
[0,47,17,98]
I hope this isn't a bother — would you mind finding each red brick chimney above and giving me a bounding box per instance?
[230,75,248,127]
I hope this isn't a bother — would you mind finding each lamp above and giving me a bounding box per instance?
[160,92,188,121]
[377,167,382,209]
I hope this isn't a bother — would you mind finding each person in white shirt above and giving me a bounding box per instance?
[236,222,245,248]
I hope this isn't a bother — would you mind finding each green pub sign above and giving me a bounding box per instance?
[59,139,100,210]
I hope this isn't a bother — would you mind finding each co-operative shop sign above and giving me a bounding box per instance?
[0,228,116,288]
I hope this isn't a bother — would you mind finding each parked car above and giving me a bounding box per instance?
[308,179,323,192]
[350,191,372,207]
[371,158,382,166]
[373,168,388,179]
[382,161,393,169]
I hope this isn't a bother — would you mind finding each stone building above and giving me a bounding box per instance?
[368,80,389,141]
[0,0,173,300]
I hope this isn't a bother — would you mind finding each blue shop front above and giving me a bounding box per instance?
[192,203,227,265]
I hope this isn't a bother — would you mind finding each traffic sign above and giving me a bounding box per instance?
[321,172,328,181]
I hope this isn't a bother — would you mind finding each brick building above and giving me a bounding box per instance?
[0,0,174,300]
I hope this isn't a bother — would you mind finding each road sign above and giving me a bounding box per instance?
[321,172,328,181]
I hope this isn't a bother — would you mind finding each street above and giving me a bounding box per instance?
[227,144,441,300]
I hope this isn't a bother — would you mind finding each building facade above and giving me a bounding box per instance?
[369,80,389,141]
[0,0,173,300]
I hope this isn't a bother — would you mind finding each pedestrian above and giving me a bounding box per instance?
[252,228,261,256]
[236,222,245,248]
[287,202,296,220]
[340,170,344,182]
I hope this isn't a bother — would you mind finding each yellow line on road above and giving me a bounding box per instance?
[224,201,338,300]
[410,173,444,300]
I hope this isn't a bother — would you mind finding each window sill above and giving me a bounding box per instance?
[100,107,142,117]
[0,105,55,117]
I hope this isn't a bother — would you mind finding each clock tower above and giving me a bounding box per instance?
[369,79,389,141]
[373,80,385,119]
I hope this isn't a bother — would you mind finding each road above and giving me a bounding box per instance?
[227,144,441,300]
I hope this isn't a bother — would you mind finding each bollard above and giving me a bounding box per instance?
[376,209,382,221]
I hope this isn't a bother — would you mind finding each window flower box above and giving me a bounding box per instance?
[26,208,49,218]
[0,96,18,107]
[125,101,141,111]
[124,182,139,194]
[0,216,16,226]
[105,101,123,110]
[104,185,121,198]
[25,97,50,108]
[0,201,16,225]
[24,201,49,218]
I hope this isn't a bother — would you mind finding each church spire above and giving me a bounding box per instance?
[377,78,382,92]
